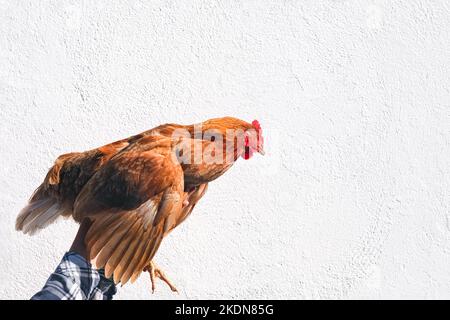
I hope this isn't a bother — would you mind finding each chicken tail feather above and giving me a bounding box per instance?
[16,197,66,235]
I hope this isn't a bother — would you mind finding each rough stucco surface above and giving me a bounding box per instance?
[0,0,449,300]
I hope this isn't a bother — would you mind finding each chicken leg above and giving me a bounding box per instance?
[144,261,178,293]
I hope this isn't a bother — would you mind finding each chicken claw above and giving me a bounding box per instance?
[144,261,178,293]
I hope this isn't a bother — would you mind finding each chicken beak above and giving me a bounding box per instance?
[258,146,266,156]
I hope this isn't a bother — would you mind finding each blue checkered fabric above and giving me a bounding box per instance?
[31,252,117,300]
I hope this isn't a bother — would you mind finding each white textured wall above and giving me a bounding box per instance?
[1,0,449,300]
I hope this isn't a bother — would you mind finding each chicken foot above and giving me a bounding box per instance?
[144,261,178,293]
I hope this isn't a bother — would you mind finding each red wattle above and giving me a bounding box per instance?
[244,146,253,160]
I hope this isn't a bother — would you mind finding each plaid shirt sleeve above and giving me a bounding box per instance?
[31,252,117,300]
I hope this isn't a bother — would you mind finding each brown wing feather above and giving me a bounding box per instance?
[114,224,145,283]
[88,217,125,259]
[75,137,184,284]
[130,226,164,283]
[95,214,139,272]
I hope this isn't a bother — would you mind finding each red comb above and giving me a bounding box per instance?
[252,120,262,131]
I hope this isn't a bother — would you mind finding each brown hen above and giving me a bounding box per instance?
[16,117,264,292]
